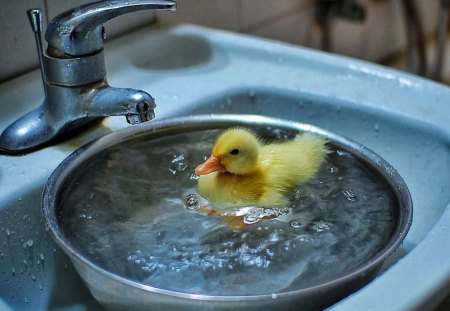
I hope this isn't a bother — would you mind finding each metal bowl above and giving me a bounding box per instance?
[42,114,412,311]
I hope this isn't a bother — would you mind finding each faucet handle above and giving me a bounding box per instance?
[45,0,176,57]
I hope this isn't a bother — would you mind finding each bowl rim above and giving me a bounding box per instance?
[42,114,413,302]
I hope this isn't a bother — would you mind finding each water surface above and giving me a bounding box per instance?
[59,128,396,295]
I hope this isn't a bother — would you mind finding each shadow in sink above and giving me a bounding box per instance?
[183,88,450,247]
[0,185,102,310]
[129,34,215,71]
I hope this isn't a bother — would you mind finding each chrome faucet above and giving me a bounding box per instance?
[0,0,176,153]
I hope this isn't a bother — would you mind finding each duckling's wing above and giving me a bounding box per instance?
[261,133,328,190]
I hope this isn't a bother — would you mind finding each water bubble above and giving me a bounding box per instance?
[184,194,200,211]
[343,190,358,201]
[79,213,93,220]
[280,207,291,215]
[176,162,187,171]
[189,174,199,180]
[271,293,277,299]
[171,154,188,172]
[172,154,185,163]
[243,213,260,224]
[261,208,277,217]
[294,190,304,200]
[328,166,338,174]
[310,221,331,232]
[289,220,302,228]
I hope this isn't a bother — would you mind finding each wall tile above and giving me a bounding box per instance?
[157,0,240,31]
[239,0,313,32]
[0,0,45,83]
[249,8,317,47]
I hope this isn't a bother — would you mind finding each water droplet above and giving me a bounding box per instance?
[184,194,199,211]
[5,229,11,236]
[170,154,188,172]
[171,154,185,163]
[343,190,358,201]
[189,174,199,180]
[168,168,176,174]
[23,239,34,248]
[79,213,93,220]
[24,297,28,303]
[289,220,302,228]
[175,162,187,172]
[374,123,379,132]
[11,267,15,276]
[310,221,331,232]
[328,166,337,173]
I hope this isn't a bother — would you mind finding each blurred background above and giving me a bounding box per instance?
[1,0,450,85]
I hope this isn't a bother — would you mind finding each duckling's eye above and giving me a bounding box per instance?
[230,149,239,155]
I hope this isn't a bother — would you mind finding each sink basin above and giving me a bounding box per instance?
[1,24,450,310]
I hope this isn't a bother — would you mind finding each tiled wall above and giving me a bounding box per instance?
[0,0,440,83]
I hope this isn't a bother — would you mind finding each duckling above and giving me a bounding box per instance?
[195,128,328,208]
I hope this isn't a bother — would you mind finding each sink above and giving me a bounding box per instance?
[1,24,450,310]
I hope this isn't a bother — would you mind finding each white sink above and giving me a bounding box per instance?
[1,24,450,310]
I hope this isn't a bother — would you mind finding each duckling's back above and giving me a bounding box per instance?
[259,133,328,202]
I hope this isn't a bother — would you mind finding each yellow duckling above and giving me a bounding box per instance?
[195,128,328,208]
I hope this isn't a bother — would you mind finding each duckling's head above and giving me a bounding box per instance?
[195,128,260,175]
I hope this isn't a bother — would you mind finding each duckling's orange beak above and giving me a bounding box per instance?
[195,156,223,175]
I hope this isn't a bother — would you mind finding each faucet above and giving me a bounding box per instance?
[0,0,176,153]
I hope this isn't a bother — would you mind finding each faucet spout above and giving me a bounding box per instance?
[88,87,156,125]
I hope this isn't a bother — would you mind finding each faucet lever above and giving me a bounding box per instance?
[27,9,47,92]
[46,0,176,57]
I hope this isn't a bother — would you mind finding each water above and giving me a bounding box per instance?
[59,129,396,296]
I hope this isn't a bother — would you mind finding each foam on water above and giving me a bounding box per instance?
[59,129,396,295]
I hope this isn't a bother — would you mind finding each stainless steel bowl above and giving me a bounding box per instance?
[42,114,412,311]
